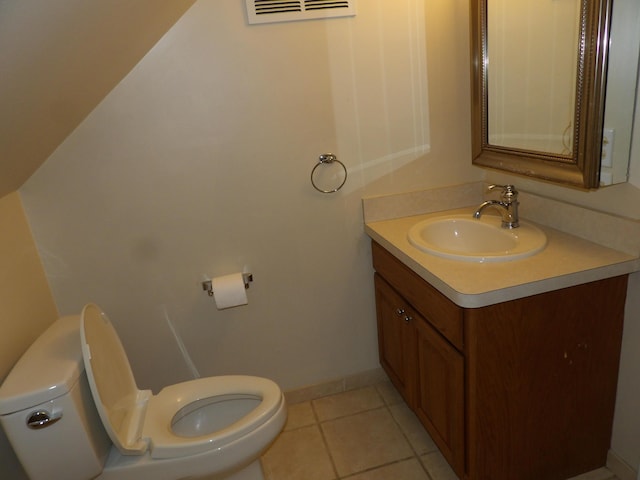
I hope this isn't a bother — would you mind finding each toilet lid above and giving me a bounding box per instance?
[80,304,151,455]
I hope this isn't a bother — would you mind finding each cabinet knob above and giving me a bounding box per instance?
[404,315,413,323]
[396,308,405,316]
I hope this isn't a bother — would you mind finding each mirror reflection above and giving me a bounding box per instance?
[487,0,581,156]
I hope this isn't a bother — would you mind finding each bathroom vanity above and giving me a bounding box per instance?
[366,209,638,480]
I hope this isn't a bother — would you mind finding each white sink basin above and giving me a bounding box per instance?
[407,214,547,262]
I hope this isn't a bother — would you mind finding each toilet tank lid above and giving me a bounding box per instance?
[0,315,84,415]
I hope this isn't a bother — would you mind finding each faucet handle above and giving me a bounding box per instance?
[488,184,518,203]
[488,183,516,192]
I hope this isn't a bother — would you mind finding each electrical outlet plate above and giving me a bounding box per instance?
[601,128,615,168]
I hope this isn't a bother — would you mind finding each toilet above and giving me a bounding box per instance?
[0,304,287,480]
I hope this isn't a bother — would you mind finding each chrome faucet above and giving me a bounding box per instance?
[473,184,520,228]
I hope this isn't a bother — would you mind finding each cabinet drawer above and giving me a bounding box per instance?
[372,241,463,350]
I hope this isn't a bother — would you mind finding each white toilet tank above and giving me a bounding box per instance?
[0,316,111,480]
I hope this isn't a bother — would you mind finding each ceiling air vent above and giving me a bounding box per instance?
[246,0,356,25]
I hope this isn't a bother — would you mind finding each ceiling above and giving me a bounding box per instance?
[0,0,196,199]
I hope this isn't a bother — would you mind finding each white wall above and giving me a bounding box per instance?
[611,272,640,477]
[19,0,479,393]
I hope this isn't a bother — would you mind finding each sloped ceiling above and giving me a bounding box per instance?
[0,0,196,199]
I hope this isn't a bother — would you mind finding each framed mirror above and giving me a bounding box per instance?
[471,0,613,189]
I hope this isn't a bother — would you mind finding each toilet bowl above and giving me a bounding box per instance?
[0,304,286,480]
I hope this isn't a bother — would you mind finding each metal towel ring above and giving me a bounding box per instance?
[311,153,347,193]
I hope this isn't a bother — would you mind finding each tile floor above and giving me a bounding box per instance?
[260,381,620,480]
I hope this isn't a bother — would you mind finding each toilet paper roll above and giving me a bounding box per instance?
[211,273,248,310]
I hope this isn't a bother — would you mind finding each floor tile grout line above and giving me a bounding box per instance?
[374,383,437,480]
[311,384,425,479]
[316,383,437,479]
[315,404,388,425]
[338,456,425,480]
[310,397,341,480]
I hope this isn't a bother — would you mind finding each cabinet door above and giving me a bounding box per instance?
[374,274,416,406]
[414,316,465,478]
[465,275,628,480]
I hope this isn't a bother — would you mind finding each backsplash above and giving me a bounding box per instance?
[362,182,483,223]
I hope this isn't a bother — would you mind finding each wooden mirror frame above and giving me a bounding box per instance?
[471,0,613,189]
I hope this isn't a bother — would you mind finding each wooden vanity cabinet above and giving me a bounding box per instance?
[372,241,628,480]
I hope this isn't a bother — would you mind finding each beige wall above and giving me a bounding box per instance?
[0,192,58,479]
[0,0,195,197]
[0,192,58,379]
[5,0,639,476]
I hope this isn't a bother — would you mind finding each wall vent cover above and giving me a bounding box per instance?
[246,0,356,25]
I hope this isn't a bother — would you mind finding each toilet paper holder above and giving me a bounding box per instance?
[202,273,253,297]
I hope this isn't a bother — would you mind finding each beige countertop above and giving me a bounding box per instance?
[365,207,640,308]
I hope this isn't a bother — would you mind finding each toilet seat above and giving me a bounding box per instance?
[143,376,282,458]
[80,304,283,460]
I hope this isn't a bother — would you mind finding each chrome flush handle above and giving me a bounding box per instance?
[26,410,62,429]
